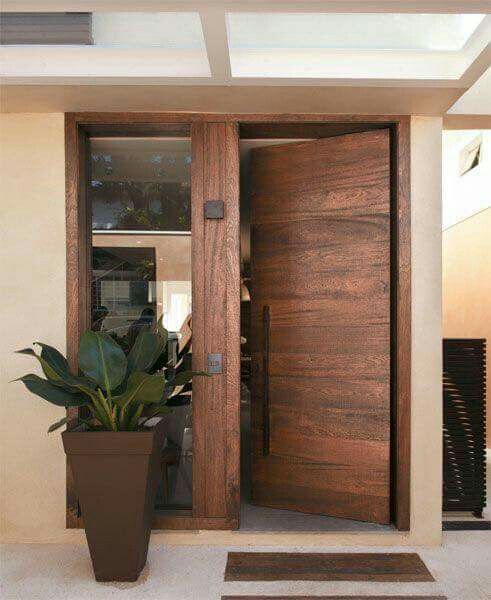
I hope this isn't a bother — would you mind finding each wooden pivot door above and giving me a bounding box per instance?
[250,129,392,524]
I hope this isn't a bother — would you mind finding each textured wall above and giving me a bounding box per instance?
[409,116,443,545]
[0,113,73,542]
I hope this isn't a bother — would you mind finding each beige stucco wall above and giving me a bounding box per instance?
[443,208,491,445]
[0,113,74,542]
[0,113,442,546]
[408,116,443,545]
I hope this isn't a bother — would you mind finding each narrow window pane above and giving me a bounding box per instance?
[89,137,193,510]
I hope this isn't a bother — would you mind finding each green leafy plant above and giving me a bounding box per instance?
[15,321,206,433]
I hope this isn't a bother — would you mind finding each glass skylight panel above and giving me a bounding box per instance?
[92,12,206,49]
[227,13,485,52]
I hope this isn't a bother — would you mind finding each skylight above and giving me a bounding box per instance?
[226,13,487,79]
[227,13,485,52]
[92,12,206,49]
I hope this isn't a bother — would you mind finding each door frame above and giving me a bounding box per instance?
[65,112,410,532]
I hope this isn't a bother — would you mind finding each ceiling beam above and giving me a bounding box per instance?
[443,114,491,128]
[0,83,465,114]
[199,7,231,83]
[459,44,491,87]
[2,1,491,13]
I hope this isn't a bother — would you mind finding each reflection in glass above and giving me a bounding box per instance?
[89,137,193,510]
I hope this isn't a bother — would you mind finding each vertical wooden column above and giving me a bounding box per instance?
[394,119,411,531]
[191,122,240,525]
[65,115,91,528]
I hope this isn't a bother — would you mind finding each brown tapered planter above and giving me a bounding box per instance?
[62,418,166,582]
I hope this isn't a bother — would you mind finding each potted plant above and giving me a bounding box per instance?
[15,321,206,582]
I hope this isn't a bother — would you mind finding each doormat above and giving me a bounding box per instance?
[443,520,491,531]
[222,597,447,600]
[224,552,435,582]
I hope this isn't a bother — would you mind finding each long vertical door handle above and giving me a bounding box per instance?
[262,304,271,456]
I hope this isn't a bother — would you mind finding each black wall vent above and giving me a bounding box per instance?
[443,338,487,517]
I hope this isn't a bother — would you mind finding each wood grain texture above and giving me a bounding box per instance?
[224,121,241,523]
[65,114,91,529]
[250,130,391,524]
[153,515,238,530]
[224,552,435,582]
[190,122,206,518]
[390,118,411,531]
[191,122,241,523]
[67,113,410,125]
[240,122,389,140]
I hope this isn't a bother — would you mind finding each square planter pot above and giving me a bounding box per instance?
[62,418,166,582]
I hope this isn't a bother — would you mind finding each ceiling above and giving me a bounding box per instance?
[1,1,490,115]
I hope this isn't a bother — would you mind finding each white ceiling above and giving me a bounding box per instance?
[1,1,490,115]
[448,67,491,113]
[1,2,490,85]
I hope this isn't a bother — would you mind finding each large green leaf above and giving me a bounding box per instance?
[126,327,167,375]
[113,372,166,409]
[78,331,127,391]
[17,348,61,382]
[34,342,69,375]
[16,374,89,407]
[16,346,96,399]
[172,370,207,387]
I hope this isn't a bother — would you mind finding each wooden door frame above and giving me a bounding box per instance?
[65,112,410,532]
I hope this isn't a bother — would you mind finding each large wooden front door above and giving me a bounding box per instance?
[250,130,392,524]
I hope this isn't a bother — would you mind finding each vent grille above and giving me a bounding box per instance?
[443,338,487,517]
[0,12,92,45]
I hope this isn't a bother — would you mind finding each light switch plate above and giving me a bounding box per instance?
[207,353,223,374]
[204,200,224,219]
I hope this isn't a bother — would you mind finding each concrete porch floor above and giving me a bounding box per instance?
[2,532,490,600]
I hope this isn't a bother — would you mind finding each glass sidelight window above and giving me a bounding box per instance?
[88,137,193,510]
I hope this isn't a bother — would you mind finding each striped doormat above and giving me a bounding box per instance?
[222,596,447,600]
[224,552,435,582]
[222,597,446,600]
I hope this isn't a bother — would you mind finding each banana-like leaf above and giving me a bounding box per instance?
[126,328,166,375]
[78,331,127,391]
[113,372,166,409]
[17,348,61,382]
[171,369,208,387]
[35,342,97,390]
[47,416,71,433]
[17,346,97,399]
[34,342,69,374]
[16,374,89,407]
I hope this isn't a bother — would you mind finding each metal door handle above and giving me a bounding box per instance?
[262,304,270,456]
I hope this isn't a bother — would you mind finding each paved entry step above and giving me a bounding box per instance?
[222,596,447,600]
[224,552,435,582]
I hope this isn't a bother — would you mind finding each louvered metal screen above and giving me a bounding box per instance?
[443,338,487,517]
[0,13,92,45]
